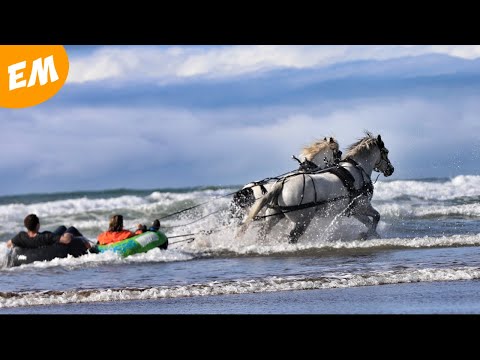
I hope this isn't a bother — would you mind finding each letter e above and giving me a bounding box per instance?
[8,61,27,90]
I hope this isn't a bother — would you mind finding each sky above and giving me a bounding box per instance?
[1,45,480,196]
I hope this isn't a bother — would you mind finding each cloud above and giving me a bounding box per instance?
[2,46,480,195]
[1,93,479,195]
[67,45,480,84]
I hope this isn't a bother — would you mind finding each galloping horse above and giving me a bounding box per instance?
[230,137,342,219]
[240,132,394,243]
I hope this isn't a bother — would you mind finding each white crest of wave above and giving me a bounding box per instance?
[0,196,146,222]
[0,189,234,224]
[377,203,480,218]
[2,266,480,308]
[0,189,234,237]
[148,188,234,202]
[374,175,480,201]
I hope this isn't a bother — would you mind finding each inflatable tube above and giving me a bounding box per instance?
[96,231,168,257]
[7,236,92,267]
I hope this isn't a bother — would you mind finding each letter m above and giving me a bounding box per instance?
[27,55,59,87]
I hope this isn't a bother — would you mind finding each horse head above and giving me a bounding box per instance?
[300,136,342,168]
[344,132,394,177]
[374,135,394,177]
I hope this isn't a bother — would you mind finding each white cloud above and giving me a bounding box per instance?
[430,45,480,59]
[1,94,479,195]
[67,45,480,84]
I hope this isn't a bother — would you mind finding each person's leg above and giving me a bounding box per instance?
[65,226,83,237]
[148,219,160,232]
[52,225,67,236]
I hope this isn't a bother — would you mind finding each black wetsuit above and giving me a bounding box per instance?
[11,231,61,248]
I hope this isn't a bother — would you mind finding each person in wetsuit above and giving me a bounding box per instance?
[97,215,163,246]
[134,219,161,234]
[97,214,136,245]
[6,214,80,249]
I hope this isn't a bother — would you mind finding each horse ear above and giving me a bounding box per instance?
[377,135,384,147]
[329,137,334,143]
[324,137,327,141]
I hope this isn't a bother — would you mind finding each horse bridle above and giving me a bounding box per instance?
[374,146,390,173]
[323,149,342,166]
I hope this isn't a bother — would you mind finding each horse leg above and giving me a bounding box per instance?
[353,214,373,239]
[353,205,380,239]
[364,204,381,237]
[288,212,314,244]
[258,207,285,241]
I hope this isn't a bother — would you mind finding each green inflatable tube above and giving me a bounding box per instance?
[96,231,168,257]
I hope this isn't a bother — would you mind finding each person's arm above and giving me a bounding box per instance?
[9,233,22,248]
[134,224,146,235]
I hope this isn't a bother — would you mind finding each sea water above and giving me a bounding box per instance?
[1,175,480,313]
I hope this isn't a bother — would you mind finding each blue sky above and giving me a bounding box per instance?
[1,45,480,196]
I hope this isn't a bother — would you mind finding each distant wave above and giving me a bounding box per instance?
[0,189,233,220]
[374,175,480,201]
[0,188,233,238]
[377,203,480,218]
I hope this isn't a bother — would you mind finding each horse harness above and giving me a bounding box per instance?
[266,158,374,217]
[235,156,337,204]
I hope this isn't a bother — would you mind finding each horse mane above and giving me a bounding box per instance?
[344,131,380,158]
[300,137,339,161]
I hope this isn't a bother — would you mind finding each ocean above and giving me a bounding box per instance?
[1,175,480,314]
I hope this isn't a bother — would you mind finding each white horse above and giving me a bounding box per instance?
[230,137,342,219]
[240,132,394,243]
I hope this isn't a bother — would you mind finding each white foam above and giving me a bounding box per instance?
[164,206,480,255]
[2,209,479,269]
[0,196,146,222]
[374,175,480,201]
[0,189,233,222]
[2,266,479,308]
[0,244,194,272]
[377,203,480,218]
[0,189,234,236]
[148,188,234,202]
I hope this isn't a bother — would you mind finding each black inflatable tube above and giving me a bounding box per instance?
[7,236,92,267]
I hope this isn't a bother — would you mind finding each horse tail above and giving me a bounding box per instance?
[241,181,284,230]
[236,182,282,237]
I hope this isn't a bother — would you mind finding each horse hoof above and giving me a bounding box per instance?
[234,229,244,239]
[358,232,368,240]
[358,231,380,240]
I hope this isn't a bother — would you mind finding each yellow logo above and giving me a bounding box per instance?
[0,45,69,108]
